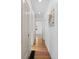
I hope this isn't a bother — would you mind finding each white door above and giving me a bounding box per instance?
[36,21,42,36]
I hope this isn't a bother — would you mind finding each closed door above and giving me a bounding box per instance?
[36,21,42,36]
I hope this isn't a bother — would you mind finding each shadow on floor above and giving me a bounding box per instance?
[28,51,35,59]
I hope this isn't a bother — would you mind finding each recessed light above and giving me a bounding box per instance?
[38,12,40,14]
[38,0,42,2]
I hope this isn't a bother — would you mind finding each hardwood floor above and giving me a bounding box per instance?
[32,36,51,59]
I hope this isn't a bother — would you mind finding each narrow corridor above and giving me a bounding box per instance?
[31,36,51,59]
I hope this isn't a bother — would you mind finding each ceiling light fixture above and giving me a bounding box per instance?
[38,0,42,2]
[39,12,40,14]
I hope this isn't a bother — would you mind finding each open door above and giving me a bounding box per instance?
[21,1,32,59]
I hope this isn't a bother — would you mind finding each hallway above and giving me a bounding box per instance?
[32,36,51,59]
[22,0,58,59]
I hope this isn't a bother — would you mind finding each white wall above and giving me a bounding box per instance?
[29,11,35,47]
[44,2,58,59]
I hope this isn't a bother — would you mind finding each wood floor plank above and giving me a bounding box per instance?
[32,36,51,59]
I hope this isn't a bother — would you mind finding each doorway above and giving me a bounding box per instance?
[35,21,43,37]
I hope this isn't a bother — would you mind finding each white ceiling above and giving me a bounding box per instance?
[30,0,50,17]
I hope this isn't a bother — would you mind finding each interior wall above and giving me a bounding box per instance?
[44,2,58,59]
[30,11,35,47]
[21,1,31,59]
